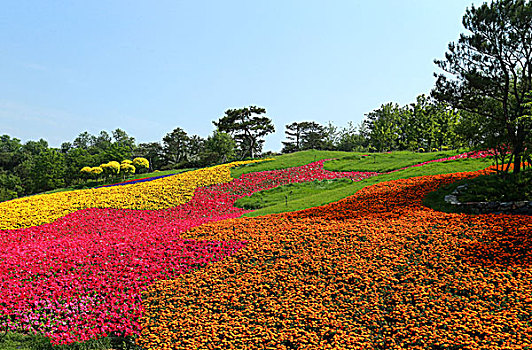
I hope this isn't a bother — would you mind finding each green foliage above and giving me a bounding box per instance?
[433,0,532,173]
[336,122,368,152]
[162,127,190,167]
[99,143,133,165]
[27,148,65,193]
[0,171,22,202]
[461,170,531,202]
[213,106,275,159]
[424,168,532,215]
[362,96,461,153]
[200,131,236,166]
[135,142,163,171]
[0,331,140,350]
[363,102,402,152]
[281,121,326,153]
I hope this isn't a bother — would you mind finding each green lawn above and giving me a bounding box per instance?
[237,157,493,217]
[235,178,354,210]
[323,150,461,172]
[230,149,361,178]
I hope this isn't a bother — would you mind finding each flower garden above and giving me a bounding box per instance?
[1,151,531,349]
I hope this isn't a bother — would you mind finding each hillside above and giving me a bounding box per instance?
[1,150,531,350]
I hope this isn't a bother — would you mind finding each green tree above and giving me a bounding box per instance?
[300,122,326,150]
[213,106,275,159]
[64,147,96,185]
[27,148,65,192]
[73,131,95,150]
[364,103,402,152]
[282,121,327,152]
[281,122,306,153]
[336,122,368,152]
[100,143,133,164]
[162,127,190,167]
[135,142,164,171]
[186,135,205,167]
[201,131,236,165]
[112,129,136,152]
[94,131,113,151]
[433,0,532,172]
[0,135,22,171]
[0,171,22,202]
[322,121,339,150]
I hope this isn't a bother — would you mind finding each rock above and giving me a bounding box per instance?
[444,195,460,205]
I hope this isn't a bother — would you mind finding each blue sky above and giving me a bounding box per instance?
[0,1,484,152]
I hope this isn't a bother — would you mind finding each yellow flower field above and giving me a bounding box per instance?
[0,160,261,230]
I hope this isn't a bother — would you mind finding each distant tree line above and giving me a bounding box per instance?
[0,106,275,202]
[281,94,464,154]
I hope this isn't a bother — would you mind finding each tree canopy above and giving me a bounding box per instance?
[432,0,532,172]
[213,106,275,159]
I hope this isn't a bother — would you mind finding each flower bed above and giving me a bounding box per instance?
[139,167,532,349]
[0,160,260,230]
[0,160,377,345]
[96,173,178,188]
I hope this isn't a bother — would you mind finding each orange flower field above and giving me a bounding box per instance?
[138,169,532,350]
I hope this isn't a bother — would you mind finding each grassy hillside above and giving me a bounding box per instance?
[323,150,460,172]
[230,149,360,178]
[236,156,492,217]
[1,150,495,349]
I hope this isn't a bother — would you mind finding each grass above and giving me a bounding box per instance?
[230,150,361,178]
[456,168,532,202]
[239,157,493,217]
[235,178,354,210]
[323,150,460,172]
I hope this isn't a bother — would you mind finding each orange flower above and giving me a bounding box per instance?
[138,168,532,349]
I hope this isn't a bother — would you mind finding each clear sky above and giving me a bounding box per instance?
[0,0,485,152]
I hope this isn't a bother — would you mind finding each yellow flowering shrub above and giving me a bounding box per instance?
[90,166,103,175]
[132,157,149,171]
[120,163,136,175]
[0,160,263,230]
[101,161,120,175]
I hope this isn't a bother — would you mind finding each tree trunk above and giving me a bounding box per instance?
[514,152,522,174]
